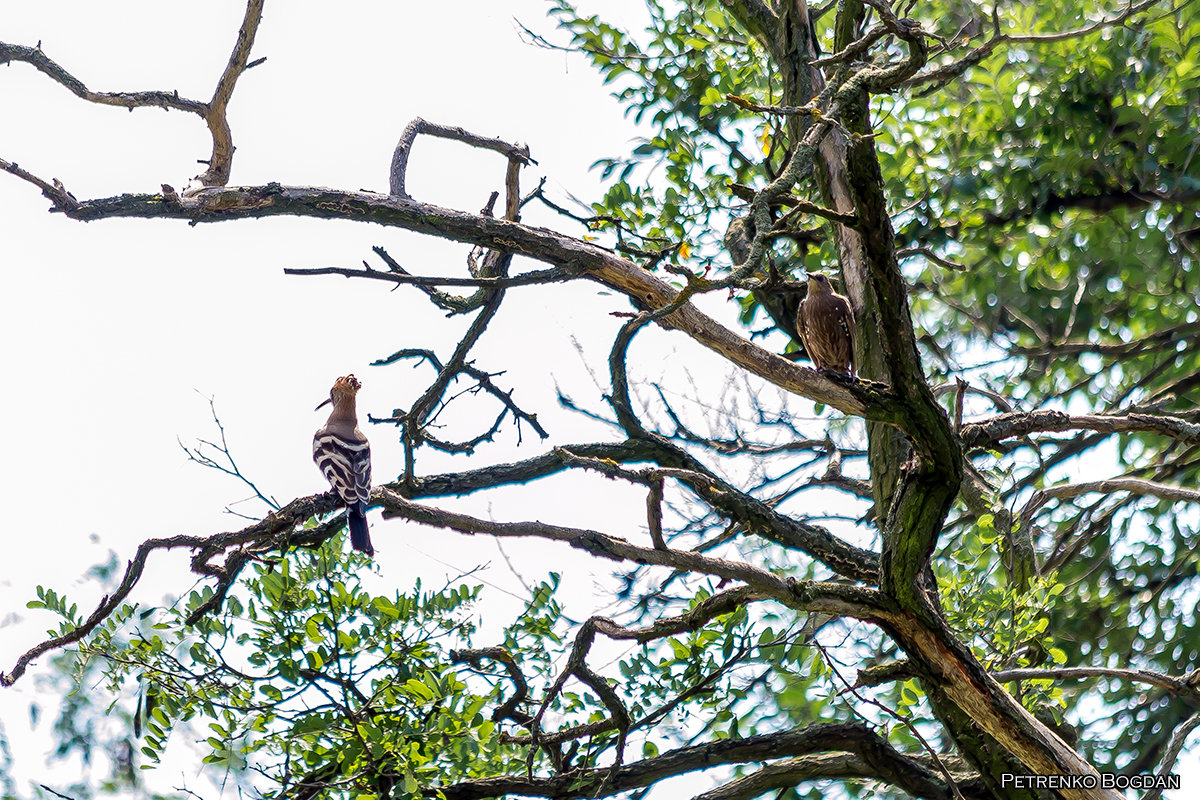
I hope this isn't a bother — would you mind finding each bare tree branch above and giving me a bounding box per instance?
[0,0,264,188]
[0,156,80,211]
[993,666,1200,703]
[960,410,1200,450]
[389,117,533,200]
[375,486,886,617]
[430,722,962,800]
[0,177,888,420]
[1144,711,1200,800]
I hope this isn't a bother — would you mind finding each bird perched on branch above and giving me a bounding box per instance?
[797,272,856,375]
[313,375,373,556]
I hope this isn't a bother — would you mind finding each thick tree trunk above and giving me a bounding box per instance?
[718,1,1121,796]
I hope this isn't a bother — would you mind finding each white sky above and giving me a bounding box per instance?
[0,1,1194,797]
[0,2,779,795]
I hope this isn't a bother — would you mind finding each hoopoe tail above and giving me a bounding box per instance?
[348,506,373,556]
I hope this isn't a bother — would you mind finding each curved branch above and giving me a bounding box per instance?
[554,446,880,582]
[854,6,929,92]
[430,722,940,800]
[375,486,887,617]
[1145,711,1200,800]
[634,586,767,636]
[0,42,207,114]
[1006,0,1162,43]
[959,410,1200,450]
[1,441,668,686]
[1009,321,1200,358]
[389,117,533,199]
[450,648,533,725]
[11,180,896,421]
[0,0,264,188]
[0,490,336,686]
[198,0,265,187]
[529,618,632,766]
[993,666,1200,703]
[0,157,80,212]
[284,263,576,288]
[694,753,985,800]
[904,0,1164,93]
[1024,478,1200,517]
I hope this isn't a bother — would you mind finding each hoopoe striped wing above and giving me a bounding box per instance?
[313,432,372,513]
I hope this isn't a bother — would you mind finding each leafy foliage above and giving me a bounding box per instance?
[70,537,513,797]
[29,522,867,799]
[554,0,1200,780]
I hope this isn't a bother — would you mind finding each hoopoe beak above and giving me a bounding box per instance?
[315,398,332,411]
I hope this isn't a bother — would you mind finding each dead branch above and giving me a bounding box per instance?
[0,175,888,418]
[0,0,264,188]
[375,486,885,616]
[960,410,1200,450]
[0,157,80,211]
[993,666,1200,703]
[389,117,533,200]
[450,648,534,725]
[430,722,966,800]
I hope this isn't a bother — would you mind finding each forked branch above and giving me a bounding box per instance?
[0,0,264,188]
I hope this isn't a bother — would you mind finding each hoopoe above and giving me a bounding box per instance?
[313,374,373,556]
[797,272,857,375]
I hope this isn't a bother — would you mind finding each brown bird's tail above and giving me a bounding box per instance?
[348,506,373,556]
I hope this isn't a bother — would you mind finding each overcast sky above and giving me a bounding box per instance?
[0,0,664,790]
[0,2,802,795]
[2,2,1194,795]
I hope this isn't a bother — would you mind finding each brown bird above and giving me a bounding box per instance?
[314,375,373,556]
[797,272,856,375]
